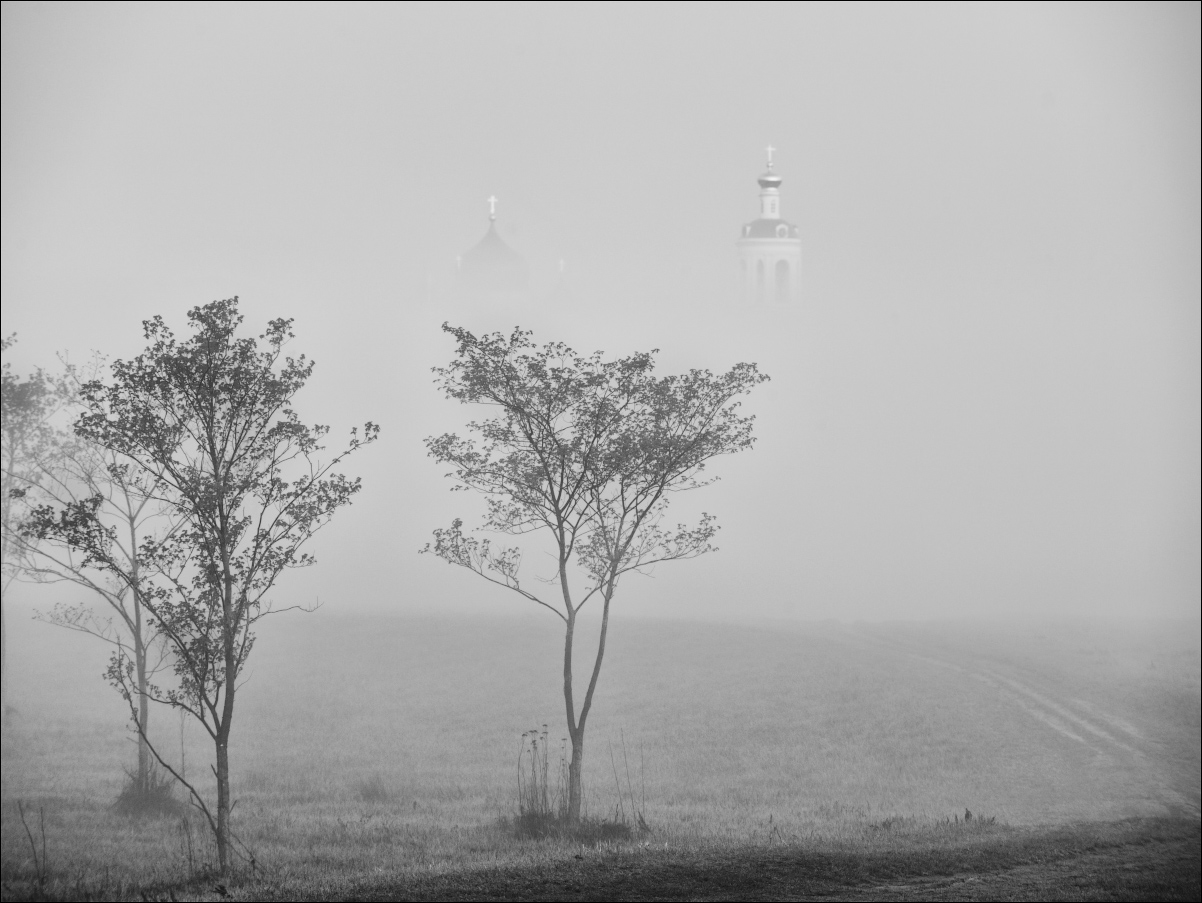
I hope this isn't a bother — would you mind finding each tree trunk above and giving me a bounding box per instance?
[130,516,150,791]
[2,450,12,726]
[1,581,8,725]
[1,584,8,725]
[215,725,230,876]
[215,541,236,877]
[562,609,581,823]
[135,636,150,793]
[567,728,584,822]
[567,589,615,825]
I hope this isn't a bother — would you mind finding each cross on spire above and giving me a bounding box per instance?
[765,144,776,168]
[488,195,498,220]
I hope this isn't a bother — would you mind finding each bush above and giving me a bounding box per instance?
[112,762,185,819]
[355,774,391,804]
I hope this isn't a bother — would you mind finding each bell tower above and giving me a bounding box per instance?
[737,146,801,305]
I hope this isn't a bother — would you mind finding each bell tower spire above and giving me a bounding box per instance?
[758,146,783,220]
[736,146,801,305]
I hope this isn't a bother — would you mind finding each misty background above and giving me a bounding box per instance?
[2,2,1198,625]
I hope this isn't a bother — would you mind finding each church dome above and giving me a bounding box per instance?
[757,169,783,189]
[460,220,530,294]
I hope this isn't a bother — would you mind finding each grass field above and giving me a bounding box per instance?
[1,609,1198,900]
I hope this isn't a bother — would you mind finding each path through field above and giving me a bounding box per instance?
[851,621,1202,822]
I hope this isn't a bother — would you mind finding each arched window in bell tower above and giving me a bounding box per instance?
[775,259,790,304]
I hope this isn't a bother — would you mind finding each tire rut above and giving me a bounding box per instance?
[844,626,1201,819]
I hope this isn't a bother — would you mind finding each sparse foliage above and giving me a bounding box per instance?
[58,298,377,875]
[424,324,766,822]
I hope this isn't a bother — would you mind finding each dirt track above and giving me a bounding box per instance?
[848,624,1202,823]
[834,827,1200,902]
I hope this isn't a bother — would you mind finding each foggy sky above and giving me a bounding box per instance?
[2,3,1198,622]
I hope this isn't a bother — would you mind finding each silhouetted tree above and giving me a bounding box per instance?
[59,299,377,874]
[425,324,766,823]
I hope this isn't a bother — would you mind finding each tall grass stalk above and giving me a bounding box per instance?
[17,801,49,895]
[608,730,649,833]
[515,725,567,836]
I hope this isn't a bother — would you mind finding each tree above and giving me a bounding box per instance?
[19,384,178,797]
[424,324,767,823]
[1,335,71,720]
[63,298,377,874]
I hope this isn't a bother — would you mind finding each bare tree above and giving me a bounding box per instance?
[20,408,178,795]
[425,324,767,823]
[1,335,71,719]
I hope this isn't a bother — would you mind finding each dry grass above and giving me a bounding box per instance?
[1,611,1198,899]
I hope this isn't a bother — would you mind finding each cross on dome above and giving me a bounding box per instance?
[765,144,776,168]
[488,195,498,221]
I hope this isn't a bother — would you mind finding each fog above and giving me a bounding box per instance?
[3,3,1198,624]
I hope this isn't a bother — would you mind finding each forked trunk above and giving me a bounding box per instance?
[561,584,615,825]
[562,607,581,824]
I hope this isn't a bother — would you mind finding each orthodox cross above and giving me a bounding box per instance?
[765,144,776,167]
[488,195,498,220]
